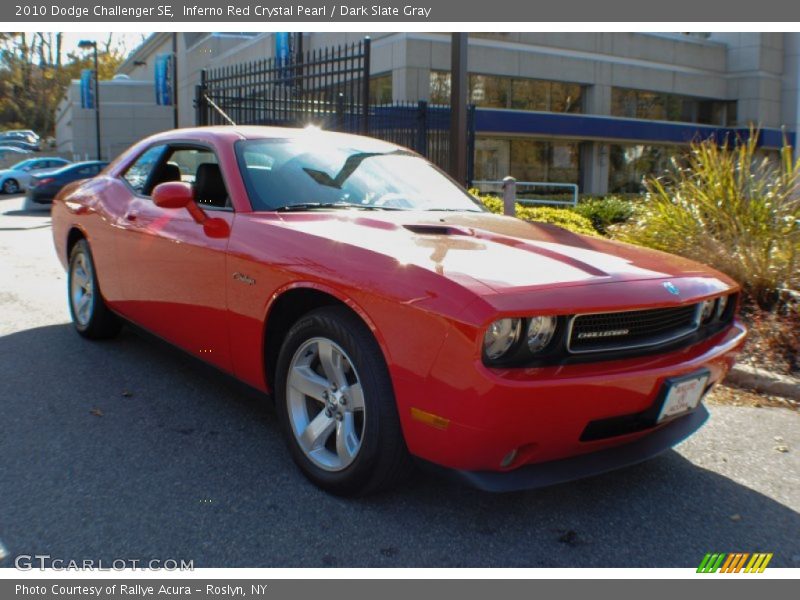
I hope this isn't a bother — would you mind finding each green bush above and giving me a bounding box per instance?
[571,196,637,234]
[616,131,800,308]
[473,193,598,236]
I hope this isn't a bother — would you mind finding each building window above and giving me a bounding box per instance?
[429,71,451,104]
[430,71,583,113]
[475,137,580,184]
[369,74,392,105]
[608,143,682,193]
[611,87,736,126]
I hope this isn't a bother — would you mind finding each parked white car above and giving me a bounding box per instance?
[0,157,71,194]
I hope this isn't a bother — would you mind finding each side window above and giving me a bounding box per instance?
[122,145,167,194]
[162,147,230,210]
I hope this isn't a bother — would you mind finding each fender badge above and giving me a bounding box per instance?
[233,272,255,285]
[663,281,680,295]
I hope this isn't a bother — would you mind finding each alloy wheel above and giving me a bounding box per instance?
[70,251,95,327]
[286,337,366,471]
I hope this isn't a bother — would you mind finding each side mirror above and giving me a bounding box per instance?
[151,180,230,239]
[152,181,193,209]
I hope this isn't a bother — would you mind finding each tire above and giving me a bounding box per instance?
[2,179,19,194]
[275,306,412,496]
[67,239,122,339]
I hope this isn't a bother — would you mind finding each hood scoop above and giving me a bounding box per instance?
[403,223,474,236]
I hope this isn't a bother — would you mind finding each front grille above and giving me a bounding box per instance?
[567,304,700,354]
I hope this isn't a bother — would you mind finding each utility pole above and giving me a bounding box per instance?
[172,33,179,128]
[449,32,468,186]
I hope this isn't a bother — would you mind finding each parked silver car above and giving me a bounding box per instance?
[0,157,71,194]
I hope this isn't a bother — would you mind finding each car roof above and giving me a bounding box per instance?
[48,161,107,175]
[141,125,404,153]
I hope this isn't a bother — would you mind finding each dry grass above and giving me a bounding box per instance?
[707,384,798,411]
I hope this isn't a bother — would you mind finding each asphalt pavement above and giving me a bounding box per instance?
[0,193,798,568]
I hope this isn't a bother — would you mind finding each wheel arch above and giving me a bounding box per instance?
[66,226,87,258]
[262,283,391,395]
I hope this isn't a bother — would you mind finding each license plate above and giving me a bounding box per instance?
[657,372,709,422]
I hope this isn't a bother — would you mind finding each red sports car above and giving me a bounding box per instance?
[51,126,746,495]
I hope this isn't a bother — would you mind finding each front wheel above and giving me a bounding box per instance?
[2,179,19,194]
[68,239,122,339]
[275,306,412,495]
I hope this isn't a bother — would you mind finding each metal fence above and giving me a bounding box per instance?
[370,101,476,176]
[196,39,371,132]
[194,39,475,176]
[472,180,579,207]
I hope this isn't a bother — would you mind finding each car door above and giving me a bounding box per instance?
[113,143,235,373]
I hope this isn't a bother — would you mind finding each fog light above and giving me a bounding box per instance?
[500,448,518,468]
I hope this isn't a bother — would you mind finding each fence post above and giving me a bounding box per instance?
[361,37,371,135]
[416,100,428,155]
[467,104,476,187]
[502,176,517,216]
[335,93,345,131]
[195,70,207,126]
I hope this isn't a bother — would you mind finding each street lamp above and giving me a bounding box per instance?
[78,40,101,161]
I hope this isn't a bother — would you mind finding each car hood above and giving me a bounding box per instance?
[265,210,733,296]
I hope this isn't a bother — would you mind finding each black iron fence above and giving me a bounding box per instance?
[195,38,475,177]
[196,39,371,132]
[369,101,476,179]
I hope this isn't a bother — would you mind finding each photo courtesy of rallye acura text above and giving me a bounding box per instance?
[51,125,746,496]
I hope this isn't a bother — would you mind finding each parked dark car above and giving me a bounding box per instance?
[25,161,108,206]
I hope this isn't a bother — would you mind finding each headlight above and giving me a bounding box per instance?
[700,299,716,323]
[483,318,521,360]
[716,294,730,319]
[526,316,557,353]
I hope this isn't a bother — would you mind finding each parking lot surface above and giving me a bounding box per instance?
[1,194,798,568]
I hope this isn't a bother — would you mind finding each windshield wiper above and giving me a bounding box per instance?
[273,202,406,212]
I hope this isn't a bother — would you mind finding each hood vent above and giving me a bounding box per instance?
[403,224,474,236]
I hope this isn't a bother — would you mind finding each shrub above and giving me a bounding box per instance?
[474,193,598,236]
[571,196,637,234]
[616,132,800,308]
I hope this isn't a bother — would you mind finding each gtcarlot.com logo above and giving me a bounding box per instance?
[697,552,773,573]
[14,554,194,571]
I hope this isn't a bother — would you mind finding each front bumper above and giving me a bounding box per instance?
[394,321,746,476]
[445,404,708,492]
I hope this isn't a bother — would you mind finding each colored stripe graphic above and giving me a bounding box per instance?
[700,553,773,573]
[733,553,750,573]
[744,553,773,573]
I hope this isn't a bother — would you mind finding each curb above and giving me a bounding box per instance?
[726,364,800,400]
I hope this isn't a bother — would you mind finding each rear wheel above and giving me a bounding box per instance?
[68,239,121,339]
[2,179,19,194]
[275,306,412,495]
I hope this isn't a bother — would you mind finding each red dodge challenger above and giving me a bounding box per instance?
[52,126,746,495]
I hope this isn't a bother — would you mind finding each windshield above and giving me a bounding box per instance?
[235,138,484,212]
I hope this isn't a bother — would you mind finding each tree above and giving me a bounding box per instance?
[0,33,134,138]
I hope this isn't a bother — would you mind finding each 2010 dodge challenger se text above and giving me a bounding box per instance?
[51,126,746,495]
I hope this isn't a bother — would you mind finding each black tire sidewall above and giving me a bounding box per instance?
[275,307,395,495]
[67,239,120,339]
